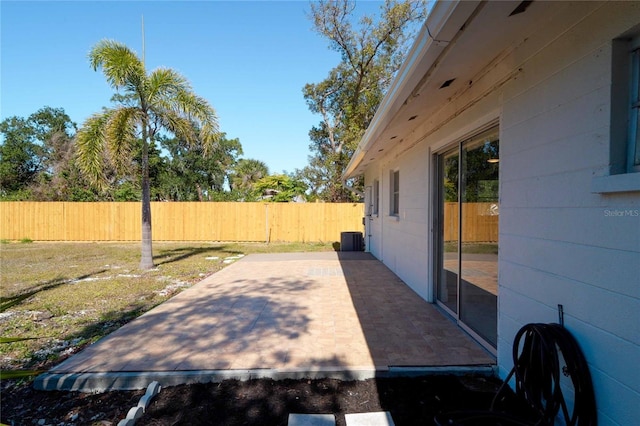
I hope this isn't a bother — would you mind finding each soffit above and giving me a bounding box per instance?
[347,0,558,177]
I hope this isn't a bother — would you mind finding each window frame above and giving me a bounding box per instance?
[592,33,640,193]
[628,45,640,173]
[390,169,400,216]
[373,179,379,216]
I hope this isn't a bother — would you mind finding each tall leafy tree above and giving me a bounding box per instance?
[0,116,41,197]
[76,40,220,269]
[158,133,243,201]
[304,0,426,201]
[0,107,79,199]
[292,158,330,202]
[29,107,77,158]
[28,107,85,201]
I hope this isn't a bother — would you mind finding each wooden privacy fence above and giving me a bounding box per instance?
[1,202,498,243]
[0,202,365,242]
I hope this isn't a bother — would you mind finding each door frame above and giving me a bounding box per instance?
[364,185,373,252]
[431,121,500,356]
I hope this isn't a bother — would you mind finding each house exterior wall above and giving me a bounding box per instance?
[365,142,431,301]
[362,2,640,424]
[497,4,640,424]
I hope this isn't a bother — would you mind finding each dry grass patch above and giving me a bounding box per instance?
[0,241,333,371]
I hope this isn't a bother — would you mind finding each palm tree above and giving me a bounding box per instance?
[77,40,220,269]
[230,159,269,195]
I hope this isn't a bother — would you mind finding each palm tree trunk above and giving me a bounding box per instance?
[139,125,154,270]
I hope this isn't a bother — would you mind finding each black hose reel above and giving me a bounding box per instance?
[434,320,597,426]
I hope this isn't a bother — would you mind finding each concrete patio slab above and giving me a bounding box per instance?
[35,252,494,391]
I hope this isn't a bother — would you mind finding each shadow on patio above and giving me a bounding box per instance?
[34,251,493,392]
[336,252,493,368]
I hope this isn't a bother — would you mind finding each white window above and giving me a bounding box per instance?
[610,34,640,175]
[594,33,640,193]
[373,179,379,215]
[390,170,399,216]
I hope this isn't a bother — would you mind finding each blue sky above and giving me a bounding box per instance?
[1,0,384,175]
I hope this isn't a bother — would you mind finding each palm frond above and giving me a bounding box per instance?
[199,119,222,154]
[105,107,139,173]
[76,112,111,188]
[89,39,145,92]
[174,91,221,153]
[147,67,221,153]
[156,109,198,144]
[146,67,190,101]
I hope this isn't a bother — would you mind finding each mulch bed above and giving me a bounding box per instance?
[1,374,535,426]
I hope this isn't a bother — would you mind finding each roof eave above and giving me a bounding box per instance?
[342,0,481,180]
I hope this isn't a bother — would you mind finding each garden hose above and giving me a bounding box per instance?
[435,322,597,426]
[490,323,597,426]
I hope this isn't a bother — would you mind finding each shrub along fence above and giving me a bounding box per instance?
[0,202,365,243]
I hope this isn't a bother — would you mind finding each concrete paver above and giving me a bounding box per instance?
[345,412,395,426]
[288,414,335,426]
[36,252,494,391]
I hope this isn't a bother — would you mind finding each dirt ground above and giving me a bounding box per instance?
[1,373,535,426]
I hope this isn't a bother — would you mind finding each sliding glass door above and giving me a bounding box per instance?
[435,127,499,349]
[436,148,459,314]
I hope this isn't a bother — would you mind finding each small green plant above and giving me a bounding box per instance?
[42,303,67,317]
[0,239,10,244]
[19,238,33,244]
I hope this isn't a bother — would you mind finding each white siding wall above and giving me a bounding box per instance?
[363,2,640,424]
[498,4,640,424]
[365,143,431,301]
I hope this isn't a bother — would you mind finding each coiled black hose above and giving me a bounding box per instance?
[490,323,597,425]
[434,322,597,426]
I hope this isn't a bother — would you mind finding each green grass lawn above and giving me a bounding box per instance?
[0,241,334,372]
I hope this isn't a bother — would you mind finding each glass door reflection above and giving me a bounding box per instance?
[460,131,499,347]
[437,149,459,314]
[435,126,499,350]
